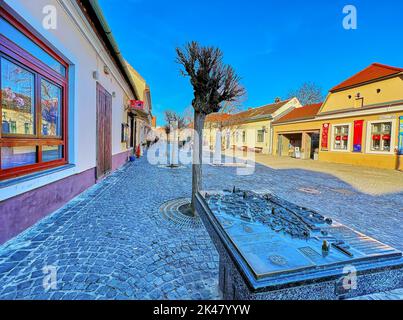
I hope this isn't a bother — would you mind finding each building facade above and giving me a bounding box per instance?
[273,63,403,170]
[272,103,323,160]
[126,63,153,153]
[204,98,301,154]
[0,0,149,244]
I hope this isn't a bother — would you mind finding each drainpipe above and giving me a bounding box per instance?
[87,0,140,100]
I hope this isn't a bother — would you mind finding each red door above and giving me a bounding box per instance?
[96,83,112,180]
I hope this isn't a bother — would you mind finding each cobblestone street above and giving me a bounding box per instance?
[0,153,402,300]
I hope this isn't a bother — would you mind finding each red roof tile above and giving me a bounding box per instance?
[330,63,403,92]
[273,103,322,124]
[226,99,291,125]
[205,113,232,123]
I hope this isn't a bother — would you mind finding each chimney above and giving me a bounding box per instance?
[274,97,281,103]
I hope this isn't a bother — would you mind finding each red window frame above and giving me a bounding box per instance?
[0,7,69,181]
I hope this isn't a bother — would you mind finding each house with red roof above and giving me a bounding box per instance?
[273,63,403,170]
[272,103,323,159]
[204,98,302,154]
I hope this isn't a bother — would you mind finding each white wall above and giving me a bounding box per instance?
[0,0,134,200]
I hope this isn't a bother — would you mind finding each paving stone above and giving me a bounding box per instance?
[0,152,401,300]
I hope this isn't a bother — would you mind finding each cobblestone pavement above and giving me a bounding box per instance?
[0,152,402,300]
[243,152,403,195]
[0,157,219,300]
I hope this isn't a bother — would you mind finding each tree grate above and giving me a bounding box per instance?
[159,198,204,230]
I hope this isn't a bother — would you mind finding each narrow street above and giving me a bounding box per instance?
[0,153,402,299]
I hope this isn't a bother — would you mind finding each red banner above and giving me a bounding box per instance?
[129,100,144,110]
[321,123,330,149]
[353,120,364,152]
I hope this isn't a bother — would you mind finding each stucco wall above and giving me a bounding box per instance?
[321,76,403,113]
[1,0,134,200]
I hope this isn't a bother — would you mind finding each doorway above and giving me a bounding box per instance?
[96,83,112,180]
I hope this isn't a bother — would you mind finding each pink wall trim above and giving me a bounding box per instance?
[0,168,96,245]
[112,150,131,171]
[0,151,130,245]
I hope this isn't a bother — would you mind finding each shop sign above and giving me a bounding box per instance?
[398,116,403,155]
[353,120,364,152]
[321,123,330,150]
[129,100,144,110]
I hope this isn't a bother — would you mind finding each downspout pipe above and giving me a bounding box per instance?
[87,0,140,100]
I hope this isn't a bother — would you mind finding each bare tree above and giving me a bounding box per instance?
[176,41,245,214]
[287,82,324,106]
[164,110,185,140]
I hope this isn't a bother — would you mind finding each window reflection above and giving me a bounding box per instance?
[42,145,63,162]
[41,79,61,137]
[1,146,37,169]
[1,58,35,135]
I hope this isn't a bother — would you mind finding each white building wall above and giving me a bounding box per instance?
[0,0,134,200]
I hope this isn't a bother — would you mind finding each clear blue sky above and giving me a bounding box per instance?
[99,0,403,126]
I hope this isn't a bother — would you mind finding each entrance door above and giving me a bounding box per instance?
[310,132,320,159]
[277,135,283,156]
[96,83,112,180]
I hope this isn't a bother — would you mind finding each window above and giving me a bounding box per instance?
[368,121,393,153]
[332,124,350,151]
[257,129,264,143]
[242,131,246,143]
[1,59,35,135]
[41,79,62,137]
[0,12,68,180]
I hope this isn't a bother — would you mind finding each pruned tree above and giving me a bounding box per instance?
[287,82,324,106]
[164,110,186,139]
[176,41,245,214]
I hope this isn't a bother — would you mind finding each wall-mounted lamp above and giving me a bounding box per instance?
[112,92,116,98]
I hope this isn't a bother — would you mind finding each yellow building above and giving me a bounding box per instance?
[274,63,403,170]
[126,63,153,149]
[204,98,301,154]
[272,103,323,160]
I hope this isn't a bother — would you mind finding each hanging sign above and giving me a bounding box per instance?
[353,120,364,152]
[129,100,144,110]
[321,123,330,150]
[398,116,403,155]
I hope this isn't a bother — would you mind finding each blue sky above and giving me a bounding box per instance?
[99,0,403,126]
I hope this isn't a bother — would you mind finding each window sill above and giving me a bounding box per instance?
[0,164,76,189]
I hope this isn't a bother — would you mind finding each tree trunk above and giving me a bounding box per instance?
[191,111,206,215]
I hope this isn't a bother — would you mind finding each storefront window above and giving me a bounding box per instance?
[41,79,62,137]
[42,145,63,162]
[0,13,68,180]
[370,122,392,152]
[333,125,349,150]
[1,58,35,135]
[1,146,36,169]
